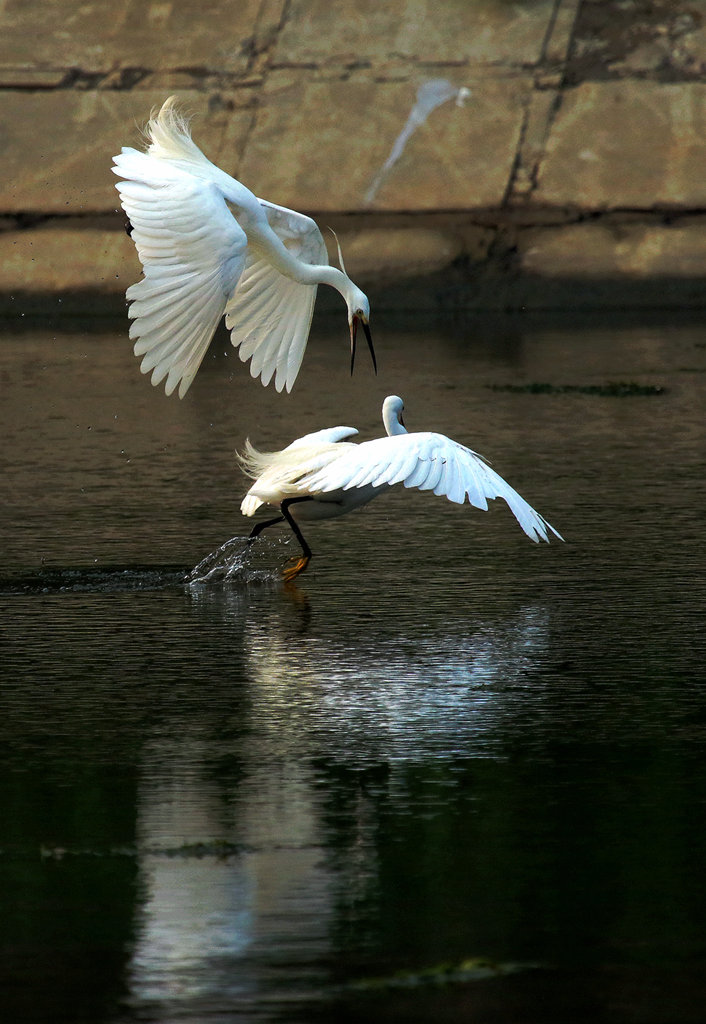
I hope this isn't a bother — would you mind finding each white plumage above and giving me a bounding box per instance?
[239,395,563,581]
[112,97,375,398]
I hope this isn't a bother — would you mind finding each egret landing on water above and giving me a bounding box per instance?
[238,395,563,582]
[112,97,375,398]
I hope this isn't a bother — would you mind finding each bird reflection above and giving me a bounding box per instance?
[239,602,552,762]
[127,795,254,1004]
[126,731,333,1013]
[187,587,552,760]
[126,595,553,1017]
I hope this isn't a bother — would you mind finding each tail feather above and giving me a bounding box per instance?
[142,95,214,171]
[238,442,269,516]
[236,439,280,481]
[240,493,264,517]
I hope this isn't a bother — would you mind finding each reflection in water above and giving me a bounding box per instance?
[126,593,553,1019]
[237,596,551,764]
[130,815,254,1004]
[128,723,334,1017]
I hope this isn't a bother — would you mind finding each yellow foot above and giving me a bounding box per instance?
[282,555,310,583]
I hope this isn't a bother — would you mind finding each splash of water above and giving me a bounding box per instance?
[365,79,471,204]
[186,535,283,587]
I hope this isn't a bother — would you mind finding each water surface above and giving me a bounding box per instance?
[1,313,705,1022]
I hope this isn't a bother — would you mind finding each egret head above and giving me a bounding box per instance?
[382,395,407,436]
[347,287,376,376]
[328,231,376,375]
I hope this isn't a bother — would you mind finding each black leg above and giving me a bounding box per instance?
[247,514,284,543]
[281,499,312,558]
[246,498,315,582]
[281,497,315,582]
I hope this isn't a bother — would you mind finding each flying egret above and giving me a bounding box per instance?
[238,395,563,581]
[112,96,376,398]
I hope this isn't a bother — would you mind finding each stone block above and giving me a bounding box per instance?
[678,25,706,75]
[238,72,531,211]
[275,0,556,65]
[0,0,271,74]
[519,218,706,278]
[536,81,706,209]
[0,91,253,214]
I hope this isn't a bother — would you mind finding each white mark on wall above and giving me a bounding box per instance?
[365,79,471,205]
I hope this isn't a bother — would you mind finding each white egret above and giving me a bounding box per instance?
[238,395,563,581]
[112,97,375,398]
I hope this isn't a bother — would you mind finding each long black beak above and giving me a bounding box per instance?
[350,317,377,376]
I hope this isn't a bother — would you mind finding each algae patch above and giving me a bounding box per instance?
[351,956,538,991]
[488,381,665,396]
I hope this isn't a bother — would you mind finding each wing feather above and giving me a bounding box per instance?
[286,427,359,449]
[225,200,328,393]
[247,289,292,384]
[389,447,423,486]
[128,285,201,341]
[132,272,228,395]
[403,452,433,489]
[422,452,445,493]
[298,432,561,543]
[113,150,247,399]
[443,447,465,504]
[127,276,201,318]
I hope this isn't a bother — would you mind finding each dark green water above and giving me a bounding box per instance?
[1,314,705,1022]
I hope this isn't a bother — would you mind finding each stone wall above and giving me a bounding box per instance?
[1,0,705,310]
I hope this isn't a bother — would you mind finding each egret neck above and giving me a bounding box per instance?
[248,220,375,375]
[382,395,407,436]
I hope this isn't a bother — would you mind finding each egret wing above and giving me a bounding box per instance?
[286,426,358,450]
[299,432,562,543]
[225,200,328,393]
[113,149,247,398]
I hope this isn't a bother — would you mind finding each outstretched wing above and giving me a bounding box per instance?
[113,148,247,398]
[286,426,358,450]
[299,431,562,543]
[225,200,328,393]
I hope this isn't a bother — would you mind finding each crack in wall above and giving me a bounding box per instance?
[216,0,292,173]
[505,0,582,206]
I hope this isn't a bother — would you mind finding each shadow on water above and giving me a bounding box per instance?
[0,538,289,594]
[0,564,190,594]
